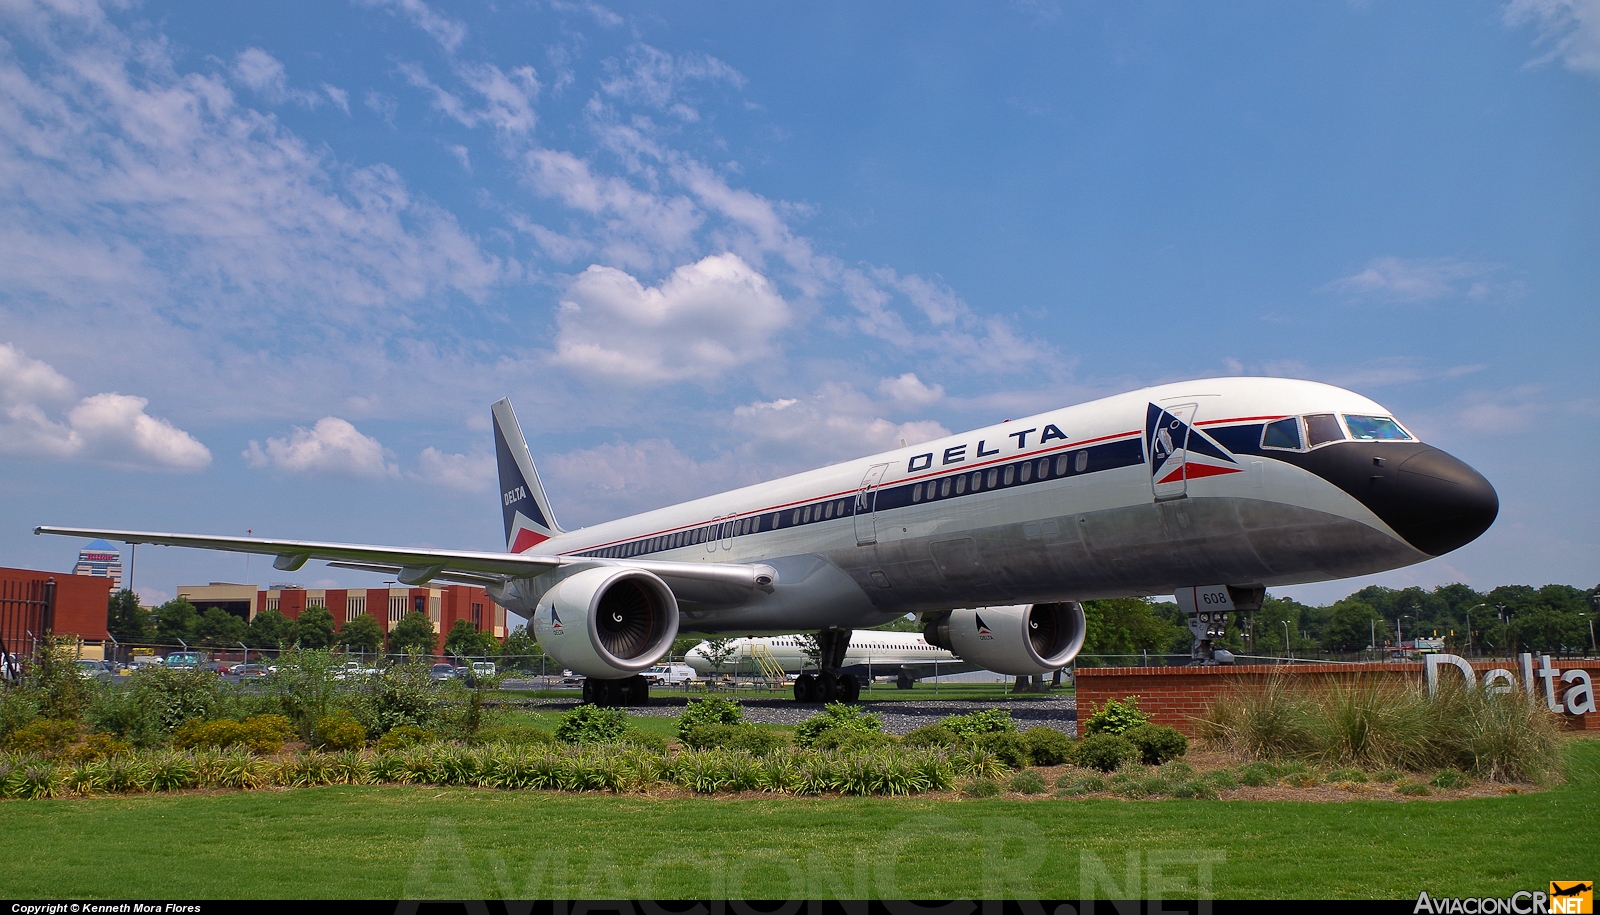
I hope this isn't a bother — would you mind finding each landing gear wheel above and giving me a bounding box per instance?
[836,673,860,703]
[896,672,914,690]
[794,672,818,703]
[621,674,650,706]
[582,678,594,704]
[819,671,839,702]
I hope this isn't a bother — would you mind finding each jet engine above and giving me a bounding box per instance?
[529,566,680,679]
[922,602,1086,676]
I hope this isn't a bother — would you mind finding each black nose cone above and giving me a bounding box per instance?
[1383,447,1499,555]
[1286,442,1498,556]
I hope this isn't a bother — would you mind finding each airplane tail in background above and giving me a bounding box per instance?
[492,398,564,553]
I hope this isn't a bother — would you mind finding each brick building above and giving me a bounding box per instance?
[0,566,112,658]
[177,582,506,653]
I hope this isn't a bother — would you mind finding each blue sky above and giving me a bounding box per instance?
[1,0,1595,607]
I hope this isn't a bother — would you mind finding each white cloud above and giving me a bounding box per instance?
[244,417,398,478]
[356,0,467,53]
[600,44,745,121]
[730,384,950,466]
[1325,256,1500,302]
[1504,0,1600,75]
[523,148,702,268]
[232,49,345,111]
[542,438,743,523]
[877,373,946,407]
[413,447,494,492]
[0,343,210,472]
[401,61,541,136]
[0,4,507,342]
[552,253,791,383]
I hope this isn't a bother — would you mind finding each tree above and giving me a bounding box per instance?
[388,611,439,659]
[500,624,540,673]
[296,605,336,649]
[195,607,247,647]
[337,614,385,654]
[247,609,297,648]
[444,618,492,659]
[1080,598,1186,661]
[1320,599,1387,653]
[106,589,152,643]
[153,598,199,644]
[700,637,738,677]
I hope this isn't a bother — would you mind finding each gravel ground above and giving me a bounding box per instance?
[489,694,1077,736]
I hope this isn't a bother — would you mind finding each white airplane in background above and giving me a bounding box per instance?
[683,631,971,689]
[39,376,1498,706]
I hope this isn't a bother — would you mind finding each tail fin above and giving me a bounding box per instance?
[492,398,564,553]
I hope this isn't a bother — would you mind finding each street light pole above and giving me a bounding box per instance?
[1282,620,1291,660]
[1464,603,1486,657]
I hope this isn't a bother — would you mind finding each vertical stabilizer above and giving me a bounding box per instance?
[492,398,564,552]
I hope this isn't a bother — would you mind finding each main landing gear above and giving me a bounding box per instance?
[583,674,650,707]
[792,627,860,703]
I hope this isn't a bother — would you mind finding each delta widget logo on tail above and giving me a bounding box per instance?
[1145,403,1242,485]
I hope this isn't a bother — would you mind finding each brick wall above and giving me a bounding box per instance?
[1077,659,1600,735]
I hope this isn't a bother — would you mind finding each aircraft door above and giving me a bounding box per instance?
[854,463,891,546]
[1149,403,1198,501]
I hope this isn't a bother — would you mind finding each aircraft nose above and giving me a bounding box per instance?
[1379,447,1499,555]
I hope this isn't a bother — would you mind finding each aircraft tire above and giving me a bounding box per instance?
[622,675,649,706]
[794,672,818,703]
[836,673,860,703]
[819,671,839,703]
[582,678,595,704]
[896,672,914,690]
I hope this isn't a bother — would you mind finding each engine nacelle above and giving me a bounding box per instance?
[529,566,680,679]
[923,602,1086,676]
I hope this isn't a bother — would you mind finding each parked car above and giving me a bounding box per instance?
[165,652,203,669]
[333,660,381,681]
[471,661,496,677]
[230,663,271,678]
[643,663,697,685]
[429,663,460,681]
[74,659,113,680]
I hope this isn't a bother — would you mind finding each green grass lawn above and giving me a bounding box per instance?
[1,740,1595,899]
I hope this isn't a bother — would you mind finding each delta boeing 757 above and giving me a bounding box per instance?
[38,376,1497,705]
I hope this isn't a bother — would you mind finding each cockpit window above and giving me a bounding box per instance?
[1344,414,1413,441]
[1304,413,1345,447]
[1260,417,1302,450]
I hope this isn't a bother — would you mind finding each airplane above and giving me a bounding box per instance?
[682,630,973,689]
[38,375,1498,706]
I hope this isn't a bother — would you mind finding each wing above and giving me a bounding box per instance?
[33,525,777,604]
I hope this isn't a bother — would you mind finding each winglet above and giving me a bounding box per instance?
[492,398,564,552]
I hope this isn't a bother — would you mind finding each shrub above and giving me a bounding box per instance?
[677,696,744,740]
[240,715,294,754]
[313,712,367,751]
[1430,769,1472,790]
[901,724,961,749]
[960,776,1003,798]
[1236,762,1280,787]
[1020,727,1076,766]
[794,702,882,749]
[1169,778,1219,800]
[976,731,1030,769]
[173,719,248,751]
[1075,734,1140,772]
[1125,724,1188,766]
[951,744,1010,779]
[1200,680,1316,760]
[68,733,132,763]
[1328,767,1369,783]
[85,683,164,747]
[683,723,783,756]
[1008,769,1048,794]
[621,728,668,753]
[1082,696,1149,737]
[1110,768,1172,799]
[4,719,79,755]
[1055,771,1106,796]
[470,724,551,747]
[556,705,629,744]
[817,729,896,753]
[377,725,437,751]
[941,708,1015,739]
[132,665,226,730]
[1395,780,1431,797]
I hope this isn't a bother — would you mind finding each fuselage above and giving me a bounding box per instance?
[502,377,1497,635]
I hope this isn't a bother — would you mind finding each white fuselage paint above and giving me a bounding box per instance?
[683,631,963,677]
[500,377,1433,635]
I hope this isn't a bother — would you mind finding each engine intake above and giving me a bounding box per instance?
[923,602,1086,676]
[531,566,680,678]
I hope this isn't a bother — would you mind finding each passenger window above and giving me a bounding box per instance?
[986,468,998,488]
[1075,450,1089,473]
[792,509,801,525]
[1344,414,1413,441]
[971,472,983,491]
[955,475,966,495]
[1261,418,1301,450]
[912,483,923,502]
[824,502,833,520]
[751,516,762,533]
[1304,413,1345,447]
[1019,462,1032,483]
[1037,458,1050,479]
[940,478,952,497]
[1003,465,1015,485]
[1055,455,1069,476]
